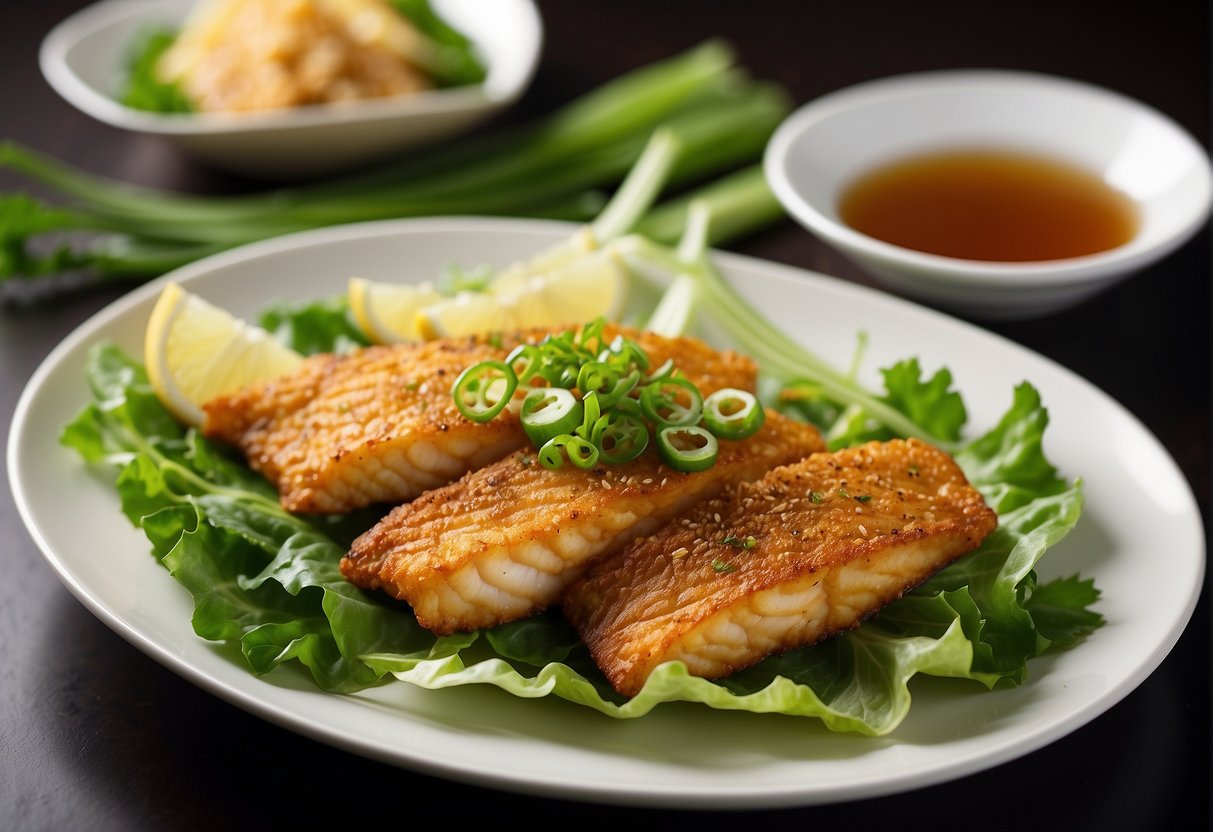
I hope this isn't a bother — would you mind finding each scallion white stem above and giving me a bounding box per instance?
[591,128,681,243]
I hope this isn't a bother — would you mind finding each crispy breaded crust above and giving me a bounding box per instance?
[562,438,998,696]
[203,335,523,514]
[202,325,758,514]
[342,410,825,634]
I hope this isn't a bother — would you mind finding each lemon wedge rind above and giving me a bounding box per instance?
[416,247,628,340]
[145,282,304,428]
[348,276,444,344]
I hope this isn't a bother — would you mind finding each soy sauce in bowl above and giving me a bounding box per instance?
[764,69,1213,319]
[837,148,1141,263]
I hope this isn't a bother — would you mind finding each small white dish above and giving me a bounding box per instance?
[39,0,543,179]
[764,70,1213,320]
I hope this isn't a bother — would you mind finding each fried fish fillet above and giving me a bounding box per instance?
[562,438,998,697]
[341,411,825,634]
[202,326,757,514]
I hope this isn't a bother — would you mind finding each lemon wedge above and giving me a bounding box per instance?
[145,282,304,427]
[487,227,599,296]
[348,277,444,344]
[417,248,629,339]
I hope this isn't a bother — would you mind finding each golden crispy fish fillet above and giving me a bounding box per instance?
[203,327,757,514]
[341,410,825,634]
[562,438,998,697]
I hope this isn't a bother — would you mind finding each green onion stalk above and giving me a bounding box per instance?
[0,40,792,286]
[619,204,941,446]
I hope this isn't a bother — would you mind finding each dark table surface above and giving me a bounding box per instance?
[2,2,1209,829]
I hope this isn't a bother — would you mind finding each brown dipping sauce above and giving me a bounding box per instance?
[837,148,1140,262]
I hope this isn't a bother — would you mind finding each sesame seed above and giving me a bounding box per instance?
[858,524,868,536]
[671,547,689,559]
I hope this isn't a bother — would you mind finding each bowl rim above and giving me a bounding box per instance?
[38,0,544,137]
[764,68,1213,289]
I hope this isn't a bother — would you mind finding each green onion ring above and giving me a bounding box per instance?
[702,388,765,440]
[521,388,583,446]
[643,358,675,383]
[576,390,603,439]
[613,395,643,417]
[656,425,718,472]
[451,361,517,423]
[576,361,618,399]
[601,335,650,372]
[597,369,641,408]
[506,344,544,386]
[538,434,600,470]
[640,376,704,426]
[591,411,649,464]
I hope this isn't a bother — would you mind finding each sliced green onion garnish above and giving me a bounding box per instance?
[452,321,750,474]
[576,390,603,439]
[452,360,517,423]
[576,361,618,399]
[613,395,642,417]
[702,388,765,440]
[597,368,641,408]
[578,318,609,355]
[591,411,649,464]
[521,388,583,446]
[600,334,650,372]
[656,425,718,472]
[538,434,600,470]
[643,358,675,383]
[506,344,544,385]
[640,376,703,426]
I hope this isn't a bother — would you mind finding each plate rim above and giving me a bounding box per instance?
[8,215,1206,809]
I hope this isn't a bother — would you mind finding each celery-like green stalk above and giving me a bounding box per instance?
[1,41,794,286]
[591,129,680,242]
[645,201,710,336]
[619,235,939,444]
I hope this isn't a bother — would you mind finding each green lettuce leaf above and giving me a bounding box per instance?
[62,344,424,694]
[389,0,488,88]
[783,357,968,450]
[63,340,1101,736]
[258,296,370,356]
[121,28,194,114]
[360,376,1092,735]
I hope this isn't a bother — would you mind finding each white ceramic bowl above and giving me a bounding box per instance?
[764,70,1213,320]
[39,0,543,179]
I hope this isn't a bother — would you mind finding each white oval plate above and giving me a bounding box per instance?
[8,218,1204,809]
[40,0,543,178]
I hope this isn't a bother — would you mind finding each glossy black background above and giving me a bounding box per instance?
[2,2,1208,829]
